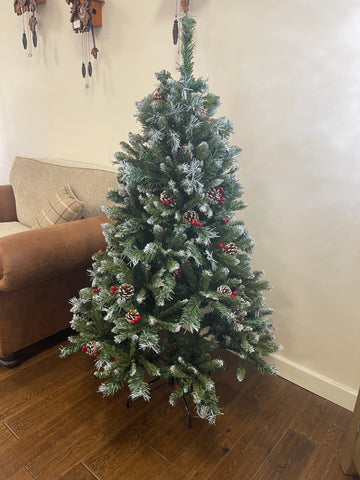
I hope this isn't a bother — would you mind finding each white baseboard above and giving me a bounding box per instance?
[270,353,358,412]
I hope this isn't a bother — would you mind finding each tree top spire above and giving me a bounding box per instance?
[179,15,196,78]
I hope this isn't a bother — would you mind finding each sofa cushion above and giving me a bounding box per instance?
[10,157,118,227]
[32,185,86,229]
[0,222,31,238]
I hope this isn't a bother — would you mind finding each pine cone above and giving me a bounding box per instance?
[119,283,135,299]
[217,285,233,296]
[205,188,221,205]
[225,242,238,256]
[183,210,199,224]
[160,191,175,205]
[125,309,141,324]
[85,340,98,356]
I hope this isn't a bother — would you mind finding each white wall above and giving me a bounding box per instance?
[1,0,359,409]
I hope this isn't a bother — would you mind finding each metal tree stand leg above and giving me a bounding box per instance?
[126,376,192,428]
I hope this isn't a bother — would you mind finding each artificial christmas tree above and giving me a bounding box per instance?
[61,13,279,424]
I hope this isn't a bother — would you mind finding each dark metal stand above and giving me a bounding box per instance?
[126,376,192,428]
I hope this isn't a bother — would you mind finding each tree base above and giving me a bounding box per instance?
[126,376,192,428]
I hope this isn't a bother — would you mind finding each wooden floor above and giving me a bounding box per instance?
[0,333,357,480]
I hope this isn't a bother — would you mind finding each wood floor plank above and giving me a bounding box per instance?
[332,404,354,432]
[0,348,89,421]
[84,430,171,480]
[0,422,19,447]
[203,379,311,480]
[157,375,290,479]
[0,378,137,478]
[0,338,355,480]
[82,382,193,479]
[288,394,355,479]
[290,394,351,443]
[150,360,267,472]
[301,423,356,480]
[251,430,316,480]
[24,384,167,479]
[0,422,21,479]
[82,367,243,480]
[56,463,99,480]
[5,467,37,480]
[4,370,99,439]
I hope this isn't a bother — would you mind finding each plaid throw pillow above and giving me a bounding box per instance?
[32,185,86,229]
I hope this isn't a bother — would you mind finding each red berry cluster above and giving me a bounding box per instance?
[191,220,203,226]
[131,315,142,325]
[222,218,229,223]
[176,268,183,279]
[98,249,103,253]
[230,291,238,299]
[153,88,164,101]
[93,287,100,293]
[217,188,226,204]
[218,243,229,250]
[236,317,243,323]
[109,285,118,295]
[162,198,174,205]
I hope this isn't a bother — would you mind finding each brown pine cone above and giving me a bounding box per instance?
[183,210,199,224]
[205,188,221,205]
[85,340,98,355]
[125,309,141,324]
[119,283,135,299]
[216,285,233,296]
[225,242,238,256]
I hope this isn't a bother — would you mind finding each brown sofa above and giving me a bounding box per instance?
[0,157,118,367]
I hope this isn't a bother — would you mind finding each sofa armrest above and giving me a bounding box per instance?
[0,185,17,222]
[0,215,110,292]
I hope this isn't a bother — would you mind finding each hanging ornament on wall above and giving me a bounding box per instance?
[181,0,190,13]
[14,0,46,57]
[65,0,105,88]
[172,0,190,48]
[172,0,179,46]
